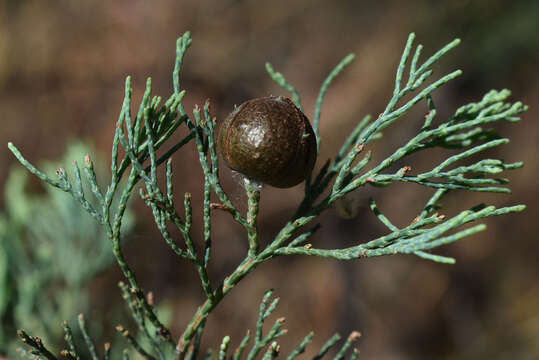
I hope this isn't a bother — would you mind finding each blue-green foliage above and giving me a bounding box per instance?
[0,142,135,357]
[6,32,527,360]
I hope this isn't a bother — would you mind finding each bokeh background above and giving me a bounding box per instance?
[1,1,538,359]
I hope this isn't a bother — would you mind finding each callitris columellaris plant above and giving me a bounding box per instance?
[7,32,528,360]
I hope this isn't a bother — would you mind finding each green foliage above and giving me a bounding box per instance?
[7,31,527,359]
[0,142,134,357]
[0,221,9,320]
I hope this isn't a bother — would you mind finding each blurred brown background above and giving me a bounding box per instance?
[1,0,538,359]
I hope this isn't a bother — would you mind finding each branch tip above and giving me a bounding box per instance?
[348,331,362,342]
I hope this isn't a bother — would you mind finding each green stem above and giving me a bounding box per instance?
[177,256,261,359]
[246,180,261,256]
[106,168,174,345]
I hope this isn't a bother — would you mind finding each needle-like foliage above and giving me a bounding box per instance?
[9,31,526,359]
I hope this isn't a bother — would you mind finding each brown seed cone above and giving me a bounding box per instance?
[217,96,317,188]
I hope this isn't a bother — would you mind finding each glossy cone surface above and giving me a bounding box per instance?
[218,96,317,188]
